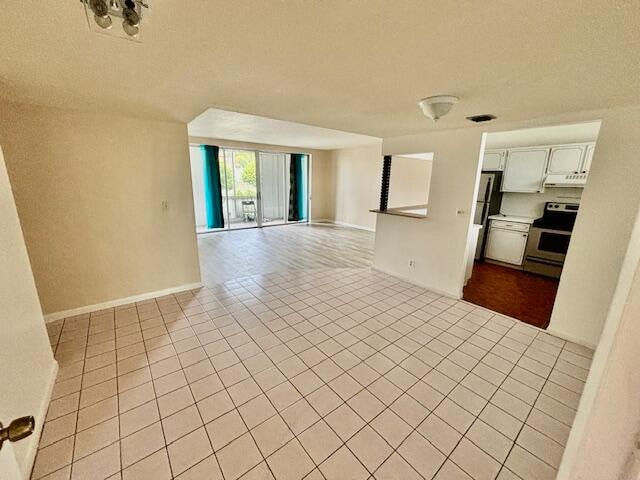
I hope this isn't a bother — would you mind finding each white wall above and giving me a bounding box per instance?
[324,144,434,231]
[0,103,202,316]
[0,146,57,478]
[375,105,640,347]
[328,143,383,230]
[388,156,433,208]
[375,127,482,294]
[501,187,582,218]
[559,205,640,479]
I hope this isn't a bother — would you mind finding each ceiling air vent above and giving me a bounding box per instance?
[466,114,496,123]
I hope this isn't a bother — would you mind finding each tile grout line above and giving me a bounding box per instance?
[38,266,593,480]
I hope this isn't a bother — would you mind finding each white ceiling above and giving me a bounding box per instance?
[188,108,380,150]
[1,1,639,138]
[485,121,602,149]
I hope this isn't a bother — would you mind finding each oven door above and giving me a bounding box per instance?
[525,227,571,263]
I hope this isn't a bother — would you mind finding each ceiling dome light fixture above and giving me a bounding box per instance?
[418,95,459,122]
[82,0,149,41]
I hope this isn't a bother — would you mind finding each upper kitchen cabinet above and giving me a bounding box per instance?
[501,148,549,193]
[547,144,586,174]
[582,143,595,173]
[482,149,506,171]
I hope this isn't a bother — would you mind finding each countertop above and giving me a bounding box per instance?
[488,214,537,224]
[370,204,428,219]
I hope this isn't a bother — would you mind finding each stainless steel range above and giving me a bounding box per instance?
[523,202,579,278]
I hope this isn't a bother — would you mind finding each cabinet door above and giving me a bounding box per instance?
[501,148,549,193]
[547,145,585,174]
[482,150,506,171]
[582,143,595,173]
[485,228,528,265]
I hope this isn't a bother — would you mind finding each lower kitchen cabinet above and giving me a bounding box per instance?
[485,226,529,265]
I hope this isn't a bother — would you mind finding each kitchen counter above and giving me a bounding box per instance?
[488,214,537,224]
[370,204,428,219]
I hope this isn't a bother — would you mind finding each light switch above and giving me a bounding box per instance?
[161,201,169,211]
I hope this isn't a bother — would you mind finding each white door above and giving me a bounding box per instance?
[0,146,57,479]
[482,150,506,171]
[582,143,596,173]
[501,148,549,193]
[547,145,586,174]
[485,227,528,265]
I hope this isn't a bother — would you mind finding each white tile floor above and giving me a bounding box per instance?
[36,267,593,480]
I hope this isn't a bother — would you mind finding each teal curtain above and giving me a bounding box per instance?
[201,145,225,229]
[288,154,308,221]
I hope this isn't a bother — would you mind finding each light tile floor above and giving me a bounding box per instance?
[197,224,374,285]
[36,266,593,480]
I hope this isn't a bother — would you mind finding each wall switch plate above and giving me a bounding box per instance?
[409,260,416,268]
[161,201,169,211]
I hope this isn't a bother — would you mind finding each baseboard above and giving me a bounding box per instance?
[43,282,204,323]
[313,220,376,233]
[546,327,597,350]
[24,359,58,479]
[372,266,462,299]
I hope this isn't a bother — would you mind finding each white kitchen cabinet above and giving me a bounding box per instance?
[547,145,586,174]
[482,149,506,171]
[485,225,529,265]
[582,143,595,173]
[501,148,549,193]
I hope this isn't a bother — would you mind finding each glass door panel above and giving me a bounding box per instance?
[259,152,286,226]
[224,149,258,229]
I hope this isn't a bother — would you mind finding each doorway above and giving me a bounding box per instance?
[189,146,309,233]
[463,121,602,328]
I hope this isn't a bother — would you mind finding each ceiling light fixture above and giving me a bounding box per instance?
[82,0,148,41]
[418,95,459,122]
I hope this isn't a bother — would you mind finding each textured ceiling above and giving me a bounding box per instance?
[1,1,639,138]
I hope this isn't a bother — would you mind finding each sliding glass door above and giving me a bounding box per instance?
[259,152,287,226]
[189,146,309,232]
[223,150,258,229]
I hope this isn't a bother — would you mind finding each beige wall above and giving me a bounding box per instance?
[0,146,56,477]
[321,144,433,231]
[326,143,382,230]
[559,206,640,479]
[189,136,335,222]
[0,103,202,316]
[376,105,640,347]
[388,156,433,208]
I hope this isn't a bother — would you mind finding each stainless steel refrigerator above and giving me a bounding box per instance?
[474,172,503,259]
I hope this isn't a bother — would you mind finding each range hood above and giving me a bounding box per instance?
[544,173,588,188]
